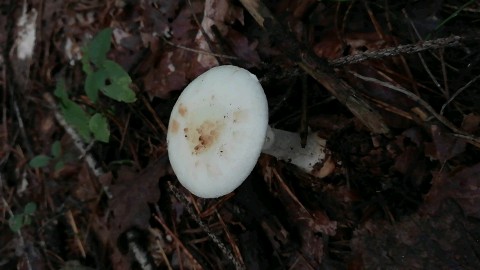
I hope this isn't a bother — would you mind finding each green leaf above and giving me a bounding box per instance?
[54,160,65,172]
[81,51,93,75]
[24,202,37,215]
[100,60,136,103]
[9,214,24,232]
[23,216,32,225]
[54,79,68,104]
[84,69,107,103]
[103,60,131,81]
[60,100,92,142]
[51,141,62,158]
[102,83,136,103]
[29,155,52,168]
[54,79,92,141]
[89,113,110,142]
[85,28,113,66]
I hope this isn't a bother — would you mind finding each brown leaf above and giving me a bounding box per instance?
[72,165,102,202]
[143,51,189,98]
[108,157,167,242]
[225,29,260,67]
[140,1,178,36]
[425,125,466,163]
[462,113,480,133]
[423,162,480,218]
[142,3,208,97]
[90,215,131,270]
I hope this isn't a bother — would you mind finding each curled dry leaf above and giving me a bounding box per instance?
[422,162,480,219]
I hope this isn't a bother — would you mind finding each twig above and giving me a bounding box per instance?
[153,213,202,269]
[11,98,34,157]
[148,228,174,270]
[65,210,86,258]
[403,10,446,97]
[215,211,245,267]
[440,73,480,114]
[140,95,167,134]
[168,183,245,270]
[330,36,462,67]
[160,36,238,60]
[350,71,480,148]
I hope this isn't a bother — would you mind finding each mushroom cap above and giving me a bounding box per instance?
[167,65,268,198]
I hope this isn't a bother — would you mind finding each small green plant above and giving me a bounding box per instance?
[55,28,136,143]
[8,202,37,232]
[81,28,136,103]
[29,140,64,171]
[55,79,110,142]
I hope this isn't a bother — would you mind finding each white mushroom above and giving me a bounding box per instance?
[167,65,329,198]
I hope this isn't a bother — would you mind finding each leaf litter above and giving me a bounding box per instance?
[2,0,480,269]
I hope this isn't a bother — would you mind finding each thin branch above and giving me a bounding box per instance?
[403,9,447,97]
[159,36,239,61]
[330,36,462,67]
[441,73,480,114]
[350,71,480,148]
[168,183,245,270]
[152,211,202,269]
[65,210,86,258]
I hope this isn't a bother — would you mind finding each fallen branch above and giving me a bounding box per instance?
[238,0,390,134]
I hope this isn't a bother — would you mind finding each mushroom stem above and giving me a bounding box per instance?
[262,126,330,176]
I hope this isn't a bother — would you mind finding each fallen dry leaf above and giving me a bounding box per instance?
[423,162,480,219]
[425,125,466,163]
[108,156,167,242]
[462,113,480,133]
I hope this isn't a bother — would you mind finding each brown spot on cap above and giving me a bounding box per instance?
[233,109,248,123]
[178,104,188,117]
[185,120,224,155]
[170,119,179,133]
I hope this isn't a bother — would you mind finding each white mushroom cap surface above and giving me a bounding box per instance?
[167,65,269,198]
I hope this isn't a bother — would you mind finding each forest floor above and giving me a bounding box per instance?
[2,0,480,269]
